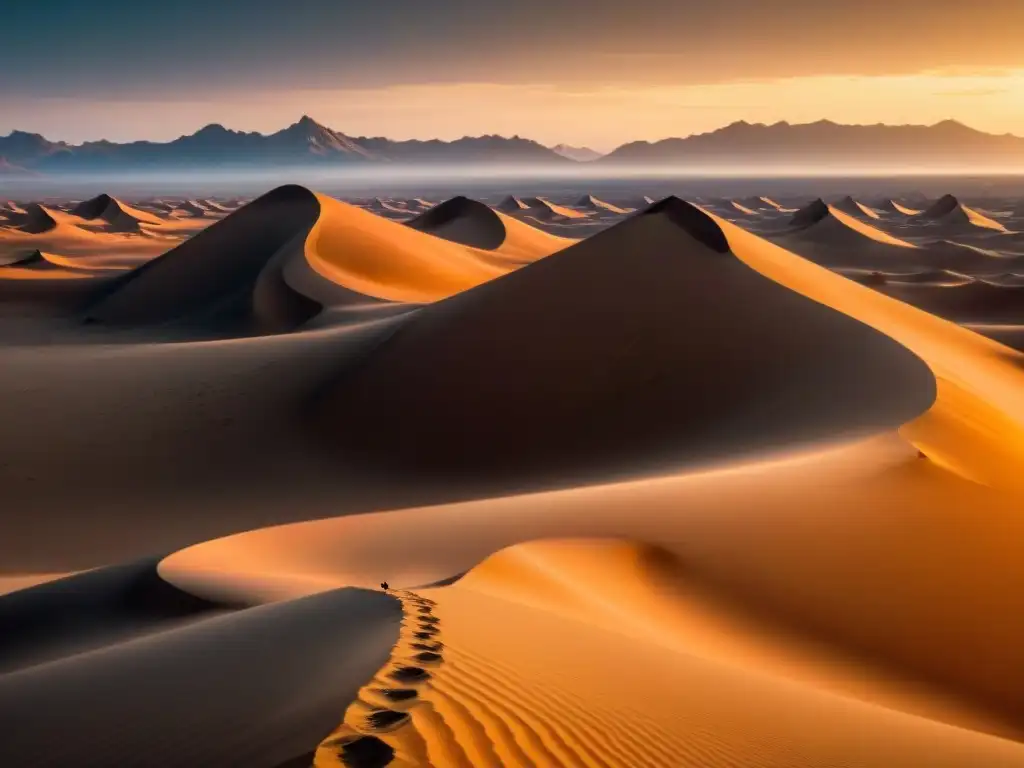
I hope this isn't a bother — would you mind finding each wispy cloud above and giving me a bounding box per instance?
[933,87,1008,98]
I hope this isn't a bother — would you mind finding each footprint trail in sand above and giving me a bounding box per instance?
[314,591,445,767]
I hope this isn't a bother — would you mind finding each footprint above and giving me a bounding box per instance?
[418,616,440,625]
[374,688,419,703]
[413,630,438,640]
[390,666,431,683]
[411,641,443,652]
[413,651,442,664]
[334,734,395,768]
[365,708,411,731]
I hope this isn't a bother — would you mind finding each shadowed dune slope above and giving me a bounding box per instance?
[319,197,935,482]
[406,195,519,250]
[85,185,327,332]
[0,558,226,675]
[0,588,399,768]
[495,195,530,212]
[2,203,59,235]
[877,281,1024,323]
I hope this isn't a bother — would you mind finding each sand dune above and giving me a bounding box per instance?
[574,194,631,214]
[911,194,1008,234]
[839,267,974,287]
[873,280,1024,323]
[516,196,590,220]
[777,199,921,267]
[71,193,167,233]
[0,585,398,768]
[365,197,411,216]
[0,206,183,273]
[1,202,60,235]
[495,195,530,212]
[10,186,1024,767]
[319,197,933,484]
[750,195,797,213]
[159,199,1024,756]
[86,187,570,334]
[197,198,233,214]
[171,199,213,218]
[406,195,571,263]
[727,199,759,216]
[875,199,924,216]
[831,195,883,220]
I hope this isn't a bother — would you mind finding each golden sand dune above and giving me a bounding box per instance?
[912,194,1008,234]
[72,193,167,232]
[10,191,1024,766]
[85,186,570,332]
[406,196,572,263]
[0,206,181,270]
[737,195,796,213]
[777,199,922,269]
[153,201,1024,767]
[0,202,62,234]
[727,199,759,216]
[574,194,632,215]
[518,196,590,220]
[831,195,883,220]
[876,199,924,216]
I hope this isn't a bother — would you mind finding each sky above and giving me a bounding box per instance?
[3,0,1024,151]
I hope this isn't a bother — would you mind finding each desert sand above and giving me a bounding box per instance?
[4,186,1024,768]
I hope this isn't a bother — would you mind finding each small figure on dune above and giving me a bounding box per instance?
[381,581,389,591]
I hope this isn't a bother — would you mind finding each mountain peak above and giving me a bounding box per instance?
[194,123,230,136]
[293,115,328,132]
[551,143,603,162]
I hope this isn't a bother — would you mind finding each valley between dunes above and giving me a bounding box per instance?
[3,187,1024,767]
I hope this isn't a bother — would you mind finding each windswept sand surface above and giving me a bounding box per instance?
[4,186,1024,767]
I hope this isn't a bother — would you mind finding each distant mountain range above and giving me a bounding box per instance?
[2,116,1023,174]
[0,116,569,173]
[601,120,1024,169]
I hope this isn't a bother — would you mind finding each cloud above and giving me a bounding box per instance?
[3,1,1024,98]
[933,88,1008,97]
